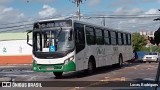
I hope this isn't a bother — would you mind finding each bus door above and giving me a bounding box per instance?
[74,23,86,71]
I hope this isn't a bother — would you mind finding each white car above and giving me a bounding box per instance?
[142,52,159,62]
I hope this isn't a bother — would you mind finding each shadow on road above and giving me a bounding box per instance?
[53,60,147,79]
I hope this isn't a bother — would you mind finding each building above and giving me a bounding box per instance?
[140,31,155,47]
[0,32,32,64]
[140,31,154,38]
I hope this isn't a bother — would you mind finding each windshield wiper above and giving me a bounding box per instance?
[54,27,62,50]
[56,27,62,38]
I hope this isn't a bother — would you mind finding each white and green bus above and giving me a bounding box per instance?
[27,19,133,77]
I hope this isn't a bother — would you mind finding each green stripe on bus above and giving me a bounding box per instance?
[32,61,76,72]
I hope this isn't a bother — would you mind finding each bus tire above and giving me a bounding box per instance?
[87,58,96,75]
[53,72,63,77]
[118,55,123,67]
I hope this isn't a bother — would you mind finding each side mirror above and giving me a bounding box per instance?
[27,30,32,46]
[27,34,29,42]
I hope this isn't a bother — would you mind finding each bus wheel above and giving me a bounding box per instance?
[53,72,63,77]
[118,55,123,67]
[87,60,96,75]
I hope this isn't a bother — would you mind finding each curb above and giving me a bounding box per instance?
[0,77,12,82]
[0,64,31,66]
[0,64,32,68]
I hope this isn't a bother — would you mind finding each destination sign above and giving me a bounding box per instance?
[33,20,72,29]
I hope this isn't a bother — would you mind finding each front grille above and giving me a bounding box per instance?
[146,57,152,59]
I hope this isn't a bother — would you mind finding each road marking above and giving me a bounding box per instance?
[26,75,38,81]
[143,78,154,81]
[69,87,84,90]
[4,74,30,77]
[101,77,128,81]
[105,77,110,79]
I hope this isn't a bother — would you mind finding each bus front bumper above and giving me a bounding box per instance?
[32,61,76,72]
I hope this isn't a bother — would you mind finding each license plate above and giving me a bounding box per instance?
[146,59,152,61]
[46,67,54,70]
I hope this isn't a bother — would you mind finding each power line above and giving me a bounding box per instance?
[81,11,160,16]
[0,15,66,26]
[0,20,34,26]
[0,14,159,27]
[0,14,160,33]
[0,26,32,33]
[81,15,160,19]
[0,24,33,30]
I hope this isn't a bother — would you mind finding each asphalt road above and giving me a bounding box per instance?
[0,61,159,90]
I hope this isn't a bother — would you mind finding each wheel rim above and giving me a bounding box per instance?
[119,57,122,66]
[89,62,93,71]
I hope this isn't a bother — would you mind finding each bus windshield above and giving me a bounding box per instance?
[33,28,74,52]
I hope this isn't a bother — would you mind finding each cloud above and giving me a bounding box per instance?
[103,8,160,32]
[108,0,159,7]
[145,9,160,14]
[81,7,160,32]
[113,7,143,15]
[2,7,13,13]
[0,7,25,23]
[0,6,32,32]
[88,0,101,6]
[109,0,135,7]
[38,4,56,18]
[27,0,56,4]
[0,0,13,4]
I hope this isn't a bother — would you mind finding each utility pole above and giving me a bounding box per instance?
[102,16,105,26]
[77,2,81,20]
[71,0,86,20]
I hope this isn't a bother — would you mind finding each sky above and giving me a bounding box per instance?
[0,0,160,32]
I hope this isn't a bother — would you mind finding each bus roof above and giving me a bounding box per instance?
[37,17,71,22]
[73,20,131,34]
[35,18,131,34]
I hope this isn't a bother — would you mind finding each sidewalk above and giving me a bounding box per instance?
[0,64,31,67]
[0,64,32,72]
[0,64,32,84]
[0,77,12,86]
[0,77,12,81]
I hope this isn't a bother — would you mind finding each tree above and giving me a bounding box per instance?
[132,33,147,52]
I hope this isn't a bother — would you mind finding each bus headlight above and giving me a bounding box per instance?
[64,56,74,64]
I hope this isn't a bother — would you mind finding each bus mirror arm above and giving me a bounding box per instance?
[27,31,33,46]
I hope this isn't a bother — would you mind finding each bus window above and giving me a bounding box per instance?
[127,34,131,45]
[123,33,127,45]
[118,32,122,45]
[95,29,103,45]
[104,30,110,45]
[86,26,95,45]
[110,31,117,45]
